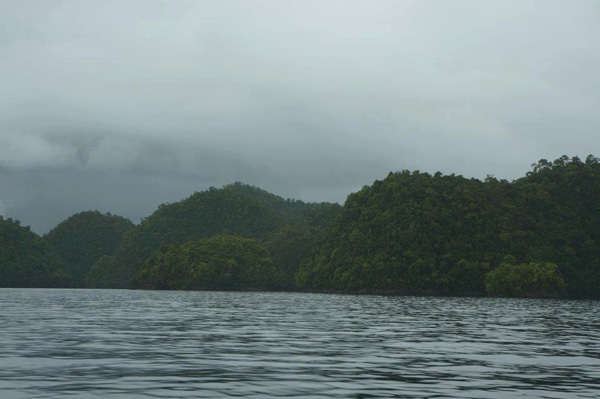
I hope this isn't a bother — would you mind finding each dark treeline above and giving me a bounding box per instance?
[0,217,69,287]
[1,156,599,298]
[298,155,600,298]
[84,182,340,289]
[136,235,282,291]
[44,211,135,287]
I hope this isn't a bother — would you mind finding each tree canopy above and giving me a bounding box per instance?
[4,155,599,298]
[297,155,600,298]
[136,235,281,291]
[0,217,69,287]
[485,262,567,298]
[44,211,135,287]
[86,183,341,288]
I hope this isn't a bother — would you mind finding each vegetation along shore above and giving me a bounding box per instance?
[1,155,599,299]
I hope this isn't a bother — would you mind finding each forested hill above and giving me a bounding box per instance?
[44,211,135,287]
[86,183,341,288]
[136,235,282,291]
[297,155,600,298]
[3,156,599,297]
[0,217,70,287]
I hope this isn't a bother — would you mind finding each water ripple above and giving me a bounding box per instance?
[0,289,599,398]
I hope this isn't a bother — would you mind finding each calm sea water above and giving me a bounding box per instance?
[0,289,599,398]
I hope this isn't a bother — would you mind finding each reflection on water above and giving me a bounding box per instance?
[0,289,599,398]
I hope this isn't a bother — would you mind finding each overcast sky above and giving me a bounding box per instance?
[1,0,599,233]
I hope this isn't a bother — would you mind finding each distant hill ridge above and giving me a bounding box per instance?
[85,182,341,288]
[0,217,69,287]
[44,211,135,287]
[1,157,599,298]
[297,155,600,298]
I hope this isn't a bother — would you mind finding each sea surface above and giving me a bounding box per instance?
[0,289,599,398]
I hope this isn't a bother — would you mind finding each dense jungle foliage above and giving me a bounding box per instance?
[3,156,600,298]
[86,183,341,288]
[296,155,600,298]
[0,217,70,287]
[135,235,281,290]
[44,211,135,287]
[485,262,567,298]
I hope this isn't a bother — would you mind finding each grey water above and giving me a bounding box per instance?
[0,289,599,398]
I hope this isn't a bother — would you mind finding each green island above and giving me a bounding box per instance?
[1,155,599,298]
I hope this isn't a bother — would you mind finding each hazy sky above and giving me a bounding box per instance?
[1,0,599,233]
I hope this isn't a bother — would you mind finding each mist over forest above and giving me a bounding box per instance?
[2,3,600,399]
[1,1,599,234]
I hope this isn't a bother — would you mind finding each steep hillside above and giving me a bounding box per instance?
[44,211,135,287]
[87,183,341,288]
[0,217,69,287]
[297,155,600,298]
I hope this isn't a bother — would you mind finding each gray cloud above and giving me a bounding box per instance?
[1,0,599,232]
[0,198,10,217]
